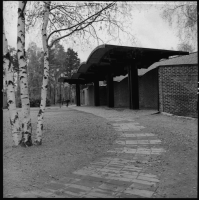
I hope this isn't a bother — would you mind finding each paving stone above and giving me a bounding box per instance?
[89,164,106,168]
[118,174,138,179]
[106,179,132,187]
[109,160,130,165]
[123,149,137,154]
[105,165,124,170]
[82,194,98,198]
[149,140,161,144]
[44,182,67,191]
[58,178,81,185]
[116,154,135,160]
[63,173,84,180]
[86,190,115,198]
[99,168,120,174]
[98,182,126,192]
[82,175,108,183]
[74,179,103,189]
[107,176,134,182]
[133,157,150,162]
[12,190,56,198]
[136,151,151,155]
[119,171,139,176]
[139,173,158,178]
[128,182,158,192]
[54,190,76,197]
[91,172,106,178]
[116,192,144,198]
[82,166,98,171]
[90,162,108,166]
[150,148,165,151]
[124,188,154,198]
[131,179,157,186]
[64,186,89,197]
[123,165,142,170]
[68,183,93,192]
[115,140,126,145]
[63,190,82,197]
[137,140,149,144]
[137,176,160,182]
[73,170,94,176]
[90,188,117,196]
[126,140,138,144]
[138,136,158,140]
[120,133,137,137]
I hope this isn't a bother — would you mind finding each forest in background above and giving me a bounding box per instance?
[4,41,80,108]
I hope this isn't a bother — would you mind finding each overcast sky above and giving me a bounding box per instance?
[3,1,181,62]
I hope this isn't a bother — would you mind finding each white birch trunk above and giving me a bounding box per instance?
[3,23,21,146]
[17,1,32,147]
[34,1,51,145]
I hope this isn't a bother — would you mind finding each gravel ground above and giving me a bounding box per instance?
[70,106,198,198]
[3,105,198,198]
[3,106,117,197]
[135,112,198,198]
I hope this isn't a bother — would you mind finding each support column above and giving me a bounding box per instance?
[106,73,114,108]
[76,83,80,106]
[94,79,100,106]
[128,64,139,109]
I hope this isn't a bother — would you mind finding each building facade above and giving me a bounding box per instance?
[81,52,198,118]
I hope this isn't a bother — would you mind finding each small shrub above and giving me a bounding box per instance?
[30,98,51,107]
[46,98,51,107]
[17,98,51,108]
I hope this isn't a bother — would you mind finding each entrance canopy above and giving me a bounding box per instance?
[58,44,189,83]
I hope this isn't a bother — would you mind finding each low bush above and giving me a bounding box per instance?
[17,98,51,108]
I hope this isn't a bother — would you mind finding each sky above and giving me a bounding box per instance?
[3,1,184,63]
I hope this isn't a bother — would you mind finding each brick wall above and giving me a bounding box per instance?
[159,65,198,118]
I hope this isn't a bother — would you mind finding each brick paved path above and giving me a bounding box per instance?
[14,106,166,198]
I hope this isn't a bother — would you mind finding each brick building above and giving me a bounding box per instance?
[82,52,198,118]
[59,45,195,117]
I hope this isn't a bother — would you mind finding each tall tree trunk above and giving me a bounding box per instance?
[35,1,51,145]
[17,74,20,107]
[17,1,32,147]
[3,22,21,146]
[69,85,71,101]
[49,84,51,102]
[54,84,56,105]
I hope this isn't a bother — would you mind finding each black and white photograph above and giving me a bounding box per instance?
[3,1,197,198]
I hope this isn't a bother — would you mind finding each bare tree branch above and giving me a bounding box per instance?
[47,2,115,43]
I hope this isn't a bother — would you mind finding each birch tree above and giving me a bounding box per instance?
[17,1,32,147]
[25,1,135,145]
[3,22,21,146]
[34,1,51,145]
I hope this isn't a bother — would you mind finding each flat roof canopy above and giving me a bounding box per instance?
[58,76,88,84]
[59,44,189,84]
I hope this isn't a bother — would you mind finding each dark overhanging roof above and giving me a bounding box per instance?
[59,44,189,84]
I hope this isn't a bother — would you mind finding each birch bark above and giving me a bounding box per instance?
[17,1,32,147]
[34,1,51,145]
[3,23,21,146]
